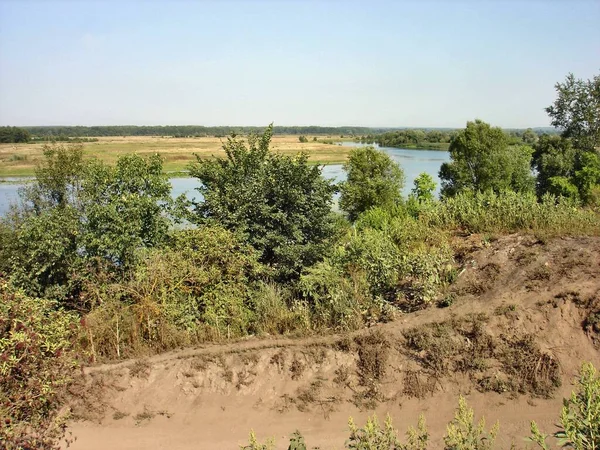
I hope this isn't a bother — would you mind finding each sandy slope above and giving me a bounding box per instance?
[66,235,600,449]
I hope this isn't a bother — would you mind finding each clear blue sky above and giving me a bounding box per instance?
[0,0,598,128]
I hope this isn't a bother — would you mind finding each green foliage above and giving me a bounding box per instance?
[530,362,600,450]
[2,145,180,300]
[83,226,264,359]
[346,415,400,449]
[287,431,307,450]
[411,172,437,203]
[189,125,337,281]
[299,260,374,331]
[0,126,30,143]
[439,120,535,197]
[340,146,405,221]
[345,414,428,450]
[443,396,499,450]
[546,72,600,152]
[0,281,79,449]
[240,430,275,450]
[298,135,308,143]
[557,362,600,449]
[80,153,174,268]
[532,135,578,198]
[421,190,600,236]
[24,143,85,210]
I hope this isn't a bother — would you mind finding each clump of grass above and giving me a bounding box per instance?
[402,314,561,398]
[289,358,305,380]
[112,410,129,420]
[134,407,155,425]
[129,359,151,379]
[353,329,389,408]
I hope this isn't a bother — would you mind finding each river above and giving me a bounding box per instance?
[0,144,449,216]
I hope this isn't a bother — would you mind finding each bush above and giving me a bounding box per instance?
[421,190,600,236]
[81,226,265,360]
[443,396,499,450]
[0,282,79,449]
[530,362,600,450]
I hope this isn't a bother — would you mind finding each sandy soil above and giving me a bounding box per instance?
[65,235,600,449]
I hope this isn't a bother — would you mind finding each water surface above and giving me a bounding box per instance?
[0,145,449,216]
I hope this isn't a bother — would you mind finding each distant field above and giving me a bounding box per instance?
[0,135,354,177]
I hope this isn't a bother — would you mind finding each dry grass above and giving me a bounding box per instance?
[0,135,351,177]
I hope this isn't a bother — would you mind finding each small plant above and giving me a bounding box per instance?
[443,396,499,450]
[529,362,600,450]
[130,359,151,379]
[240,430,275,450]
[134,407,155,425]
[113,410,129,420]
[288,431,307,450]
[346,414,399,449]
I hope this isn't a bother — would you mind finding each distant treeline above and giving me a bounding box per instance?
[358,127,559,150]
[0,126,31,143]
[23,125,397,138]
[4,125,559,143]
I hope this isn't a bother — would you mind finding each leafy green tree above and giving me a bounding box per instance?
[298,135,308,143]
[3,146,177,299]
[522,128,538,145]
[532,135,578,199]
[0,126,30,143]
[546,72,600,152]
[189,125,337,281]
[411,172,437,203]
[80,154,174,268]
[23,143,85,211]
[339,146,405,221]
[439,120,535,196]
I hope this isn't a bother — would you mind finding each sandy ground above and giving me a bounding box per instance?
[65,235,600,449]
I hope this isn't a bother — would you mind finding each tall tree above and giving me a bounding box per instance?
[189,125,337,281]
[439,120,535,196]
[545,72,600,152]
[339,146,405,221]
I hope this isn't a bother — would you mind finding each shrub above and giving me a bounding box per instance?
[0,282,79,449]
[82,226,265,360]
[530,362,600,450]
[443,396,499,450]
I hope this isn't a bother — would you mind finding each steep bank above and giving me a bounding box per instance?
[66,234,600,449]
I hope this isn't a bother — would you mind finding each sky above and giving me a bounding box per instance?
[0,0,598,128]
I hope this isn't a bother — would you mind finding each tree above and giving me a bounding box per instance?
[532,135,578,199]
[189,125,337,281]
[439,120,535,196]
[3,145,177,300]
[522,128,539,145]
[339,146,405,221]
[298,135,308,143]
[0,126,30,143]
[546,72,600,152]
[533,72,600,205]
[80,153,174,268]
[411,172,437,203]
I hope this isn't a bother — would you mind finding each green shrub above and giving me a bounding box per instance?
[443,396,499,450]
[0,282,79,449]
[530,361,600,450]
[82,226,265,360]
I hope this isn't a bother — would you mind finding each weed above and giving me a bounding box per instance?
[130,359,151,379]
[134,407,155,425]
[290,358,306,380]
[112,410,129,420]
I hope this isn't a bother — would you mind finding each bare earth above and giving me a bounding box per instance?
[66,235,600,449]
